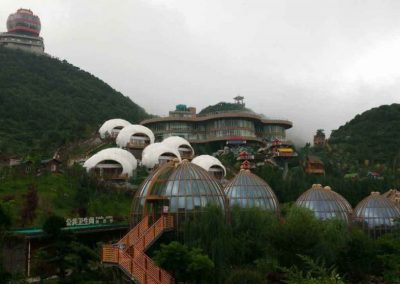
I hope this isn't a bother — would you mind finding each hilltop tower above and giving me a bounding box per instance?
[0,8,45,54]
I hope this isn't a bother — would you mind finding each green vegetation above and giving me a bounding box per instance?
[0,47,149,156]
[154,241,214,283]
[34,215,110,283]
[199,102,250,115]
[0,166,132,227]
[175,205,400,284]
[329,103,400,168]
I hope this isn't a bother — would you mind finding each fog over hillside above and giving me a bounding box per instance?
[2,0,400,142]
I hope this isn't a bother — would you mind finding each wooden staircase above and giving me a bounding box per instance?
[102,215,175,284]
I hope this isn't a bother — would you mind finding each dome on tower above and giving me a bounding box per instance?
[131,160,226,228]
[224,169,279,213]
[295,184,352,223]
[7,9,41,37]
[354,192,400,237]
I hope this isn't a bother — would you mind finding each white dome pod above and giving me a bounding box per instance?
[162,136,195,159]
[116,124,155,148]
[83,148,137,177]
[142,143,181,169]
[99,119,131,139]
[192,155,226,178]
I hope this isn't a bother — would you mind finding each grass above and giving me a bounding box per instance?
[0,169,133,228]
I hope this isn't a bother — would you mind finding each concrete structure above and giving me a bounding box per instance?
[99,119,131,139]
[83,148,137,180]
[141,143,181,169]
[162,136,195,160]
[0,9,44,54]
[141,103,292,147]
[191,155,226,180]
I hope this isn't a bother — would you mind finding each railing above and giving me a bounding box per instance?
[134,216,174,253]
[102,215,175,284]
[118,215,149,248]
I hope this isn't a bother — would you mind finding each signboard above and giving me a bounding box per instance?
[66,216,114,227]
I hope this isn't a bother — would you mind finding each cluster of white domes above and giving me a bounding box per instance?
[98,119,198,168]
[83,148,137,177]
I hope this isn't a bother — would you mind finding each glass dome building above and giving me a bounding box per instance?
[131,160,226,228]
[354,192,400,237]
[295,184,352,223]
[383,189,400,209]
[224,169,279,213]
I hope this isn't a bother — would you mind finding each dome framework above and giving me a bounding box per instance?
[354,192,400,238]
[295,184,352,223]
[131,160,226,228]
[224,169,279,213]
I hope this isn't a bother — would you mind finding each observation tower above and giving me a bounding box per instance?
[0,8,45,54]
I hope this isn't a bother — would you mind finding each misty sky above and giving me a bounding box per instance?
[2,0,400,144]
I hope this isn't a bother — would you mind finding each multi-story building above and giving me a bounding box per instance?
[141,103,292,147]
[0,9,45,54]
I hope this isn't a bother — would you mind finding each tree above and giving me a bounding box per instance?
[154,241,214,283]
[183,205,232,283]
[269,206,323,268]
[43,215,66,238]
[281,255,344,284]
[336,229,378,283]
[20,184,38,226]
[0,204,11,282]
[225,269,264,284]
[229,206,279,266]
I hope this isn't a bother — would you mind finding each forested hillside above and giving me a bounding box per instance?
[329,103,400,166]
[0,48,149,155]
[199,102,250,114]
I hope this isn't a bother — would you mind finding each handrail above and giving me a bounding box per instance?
[102,215,175,284]
[118,215,149,248]
[133,216,174,252]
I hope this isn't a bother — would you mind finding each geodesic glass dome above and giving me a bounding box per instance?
[131,160,226,228]
[354,192,400,238]
[295,184,352,223]
[224,169,279,213]
[383,189,400,209]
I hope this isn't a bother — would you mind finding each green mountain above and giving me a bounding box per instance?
[0,48,149,156]
[329,103,400,167]
[199,102,250,115]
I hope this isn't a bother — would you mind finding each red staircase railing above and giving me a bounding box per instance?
[102,215,174,284]
[118,215,149,248]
